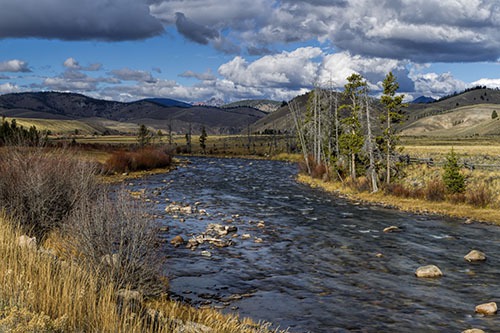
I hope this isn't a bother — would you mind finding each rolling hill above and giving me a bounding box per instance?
[250,87,500,138]
[0,92,267,135]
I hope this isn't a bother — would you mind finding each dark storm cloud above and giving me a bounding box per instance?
[175,12,219,45]
[0,0,164,41]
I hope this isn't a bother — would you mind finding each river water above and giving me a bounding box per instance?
[129,156,499,332]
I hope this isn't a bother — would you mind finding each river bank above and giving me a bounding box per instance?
[297,174,500,226]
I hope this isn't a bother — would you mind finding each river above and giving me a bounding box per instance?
[128,156,500,332]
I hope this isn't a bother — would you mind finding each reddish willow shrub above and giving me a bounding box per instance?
[105,148,172,173]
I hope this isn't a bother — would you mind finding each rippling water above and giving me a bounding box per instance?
[129,156,500,332]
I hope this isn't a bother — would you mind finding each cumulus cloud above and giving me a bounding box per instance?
[179,69,216,81]
[410,72,468,98]
[0,59,31,72]
[0,82,21,94]
[64,58,103,72]
[110,68,157,83]
[219,47,323,89]
[472,78,500,89]
[0,0,164,41]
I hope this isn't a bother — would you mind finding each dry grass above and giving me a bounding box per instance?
[298,174,500,225]
[0,215,284,333]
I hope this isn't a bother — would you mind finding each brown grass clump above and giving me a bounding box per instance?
[424,179,446,202]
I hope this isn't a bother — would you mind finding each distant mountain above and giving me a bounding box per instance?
[223,99,282,113]
[194,97,225,107]
[0,92,267,135]
[141,98,192,108]
[412,96,436,104]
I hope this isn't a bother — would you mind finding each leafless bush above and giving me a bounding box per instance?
[424,179,446,202]
[465,184,493,208]
[62,189,165,296]
[0,147,101,239]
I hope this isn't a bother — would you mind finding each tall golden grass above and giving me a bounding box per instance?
[0,216,285,332]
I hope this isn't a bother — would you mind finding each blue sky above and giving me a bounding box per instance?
[0,0,499,103]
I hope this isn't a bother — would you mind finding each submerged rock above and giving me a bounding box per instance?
[171,235,185,247]
[475,302,497,315]
[464,250,486,262]
[462,329,485,333]
[383,226,401,233]
[415,265,443,278]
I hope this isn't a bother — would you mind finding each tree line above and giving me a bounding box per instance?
[0,117,42,146]
[291,72,406,192]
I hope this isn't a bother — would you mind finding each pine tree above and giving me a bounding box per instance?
[339,73,366,180]
[381,72,406,185]
[199,126,207,153]
[442,148,465,194]
[137,124,151,148]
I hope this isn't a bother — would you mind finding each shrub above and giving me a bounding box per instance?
[61,189,165,296]
[0,147,101,239]
[424,179,446,201]
[465,185,493,208]
[105,148,172,173]
[384,183,412,198]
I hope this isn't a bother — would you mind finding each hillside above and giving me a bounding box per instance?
[223,99,282,113]
[250,88,500,137]
[0,92,267,135]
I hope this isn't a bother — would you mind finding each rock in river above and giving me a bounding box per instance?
[415,265,443,278]
[383,225,401,233]
[462,329,485,333]
[475,302,497,315]
[171,235,185,247]
[464,250,486,262]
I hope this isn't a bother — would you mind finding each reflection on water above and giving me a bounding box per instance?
[130,157,500,333]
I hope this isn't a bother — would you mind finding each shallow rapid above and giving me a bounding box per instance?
[129,157,500,332]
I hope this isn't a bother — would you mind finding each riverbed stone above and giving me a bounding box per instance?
[171,235,185,247]
[462,329,485,333]
[415,265,443,278]
[464,250,486,262]
[475,302,497,315]
[201,250,212,257]
[383,225,401,233]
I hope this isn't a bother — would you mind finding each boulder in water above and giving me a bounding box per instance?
[464,250,486,262]
[170,235,185,247]
[475,302,497,315]
[415,265,443,278]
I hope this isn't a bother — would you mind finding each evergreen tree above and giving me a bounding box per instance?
[137,124,151,148]
[199,126,207,153]
[492,110,498,119]
[442,148,466,194]
[381,72,406,185]
[339,73,366,180]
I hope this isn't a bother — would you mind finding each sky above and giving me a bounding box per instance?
[0,0,499,103]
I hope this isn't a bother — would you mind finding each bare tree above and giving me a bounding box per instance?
[289,100,311,174]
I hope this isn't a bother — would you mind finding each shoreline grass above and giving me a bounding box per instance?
[298,174,500,226]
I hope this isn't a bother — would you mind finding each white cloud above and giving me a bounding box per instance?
[0,82,21,93]
[64,57,102,71]
[0,59,30,72]
[410,72,468,98]
[471,78,500,89]
[218,47,323,88]
[110,68,157,83]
